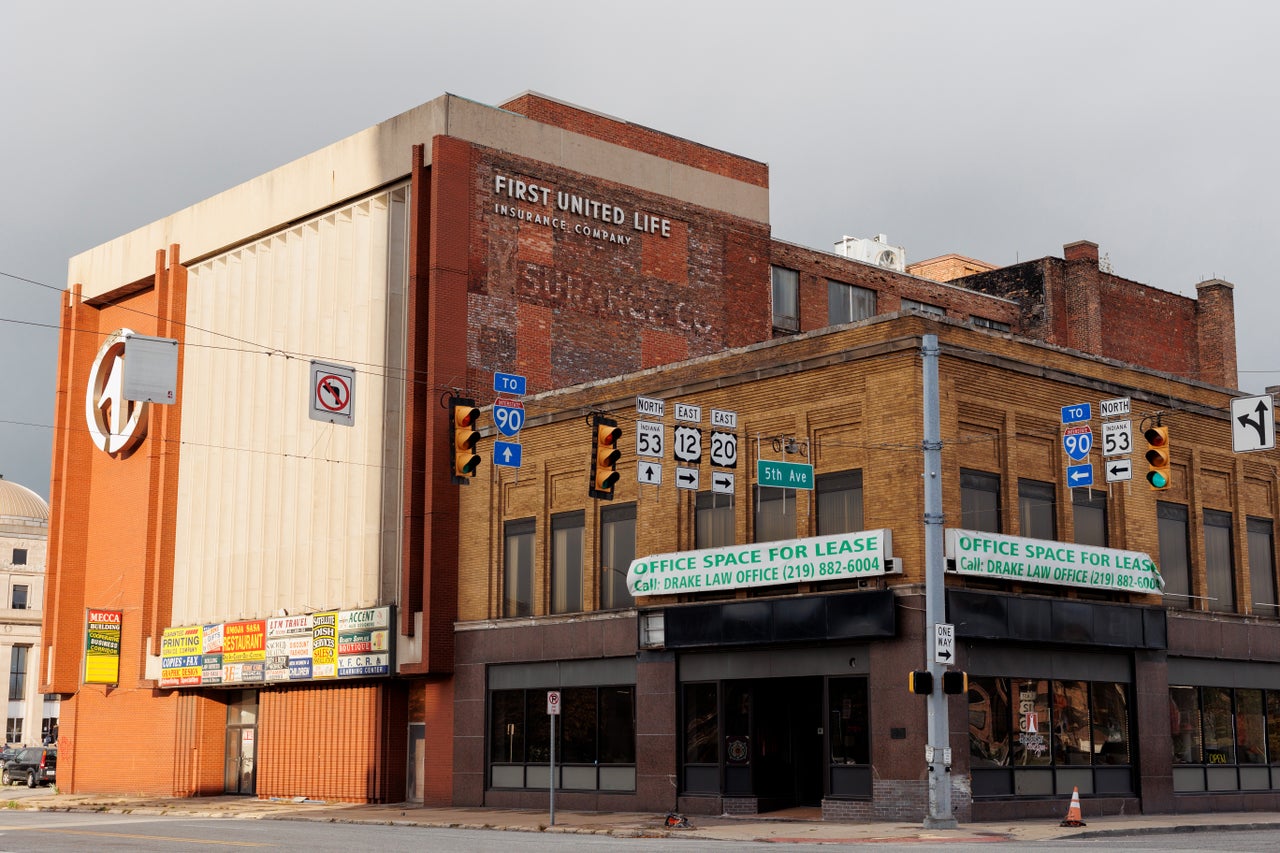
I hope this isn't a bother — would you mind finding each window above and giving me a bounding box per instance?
[11,549,26,567]
[503,518,535,618]
[971,316,1011,332]
[816,471,863,536]
[683,683,719,765]
[10,585,27,611]
[696,492,734,549]
[771,266,799,332]
[551,512,585,614]
[600,504,636,610]
[4,719,19,744]
[828,677,870,765]
[1247,518,1277,613]
[1018,479,1056,540]
[490,686,636,790]
[754,487,796,543]
[1072,490,1107,547]
[901,298,945,317]
[40,695,58,745]
[1173,685,1277,771]
[827,281,876,326]
[1158,502,1191,608]
[8,646,27,702]
[1204,510,1235,613]
[960,470,1001,533]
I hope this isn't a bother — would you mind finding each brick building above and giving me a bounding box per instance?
[43,91,1279,820]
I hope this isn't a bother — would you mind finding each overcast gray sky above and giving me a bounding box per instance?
[3,1,1278,500]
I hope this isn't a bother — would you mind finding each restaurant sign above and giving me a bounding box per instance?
[627,529,893,596]
[159,606,392,688]
[945,529,1163,595]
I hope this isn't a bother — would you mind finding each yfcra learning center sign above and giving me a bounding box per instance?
[627,529,893,596]
[945,529,1164,595]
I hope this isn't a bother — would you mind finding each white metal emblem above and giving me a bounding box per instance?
[85,329,148,456]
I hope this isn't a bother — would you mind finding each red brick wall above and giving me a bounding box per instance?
[500,94,768,188]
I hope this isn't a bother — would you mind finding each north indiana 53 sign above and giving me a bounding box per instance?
[946,529,1164,595]
[627,530,894,596]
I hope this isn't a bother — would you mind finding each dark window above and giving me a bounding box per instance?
[960,470,1001,533]
[551,511,584,614]
[4,719,19,744]
[1204,509,1235,613]
[503,518,535,618]
[827,281,876,325]
[828,677,870,765]
[8,646,27,702]
[10,585,27,611]
[901,298,945,316]
[11,549,26,567]
[1247,518,1277,613]
[754,487,796,543]
[696,492,734,549]
[600,504,636,610]
[1158,502,1191,608]
[1170,685,1202,764]
[771,266,799,332]
[490,686,635,769]
[816,471,863,536]
[971,316,1011,332]
[1173,685,1273,767]
[683,682,719,764]
[1018,479,1056,540]
[1072,490,1108,547]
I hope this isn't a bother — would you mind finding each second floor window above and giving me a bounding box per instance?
[1073,490,1108,548]
[961,470,1001,533]
[828,281,876,326]
[503,519,535,618]
[901,298,945,317]
[696,492,735,549]
[1247,518,1277,613]
[816,471,863,535]
[771,266,799,332]
[601,504,636,610]
[1204,510,1235,614]
[551,512,585,615]
[8,645,27,701]
[11,549,26,567]
[754,487,797,543]
[1018,479,1056,540]
[1158,502,1190,608]
[10,585,27,610]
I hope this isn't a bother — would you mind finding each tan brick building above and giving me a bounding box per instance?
[43,91,1278,821]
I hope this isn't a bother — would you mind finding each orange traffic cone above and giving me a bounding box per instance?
[1059,786,1086,827]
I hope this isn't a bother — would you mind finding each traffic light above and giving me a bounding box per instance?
[589,414,622,500]
[450,396,480,483]
[942,671,968,695]
[907,670,933,695]
[1144,424,1170,490]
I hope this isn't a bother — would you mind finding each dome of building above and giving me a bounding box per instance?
[0,476,49,522]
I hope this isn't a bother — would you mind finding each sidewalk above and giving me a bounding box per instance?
[17,790,1280,844]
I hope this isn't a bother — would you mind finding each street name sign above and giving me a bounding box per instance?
[757,459,814,490]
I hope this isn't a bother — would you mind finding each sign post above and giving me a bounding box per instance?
[547,690,560,826]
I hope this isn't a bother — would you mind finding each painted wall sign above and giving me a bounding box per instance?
[490,172,674,247]
[627,529,893,596]
[945,529,1163,595]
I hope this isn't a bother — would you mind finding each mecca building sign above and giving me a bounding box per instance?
[159,606,393,688]
[627,530,895,596]
[945,529,1164,595]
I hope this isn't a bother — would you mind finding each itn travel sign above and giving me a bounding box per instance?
[945,529,1164,595]
[627,529,893,596]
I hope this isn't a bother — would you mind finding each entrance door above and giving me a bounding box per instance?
[723,677,824,811]
[224,690,258,795]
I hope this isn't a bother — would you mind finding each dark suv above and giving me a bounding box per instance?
[2,746,55,787]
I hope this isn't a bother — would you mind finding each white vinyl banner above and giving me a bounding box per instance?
[945,529,1164,595]
[627,529,893,596]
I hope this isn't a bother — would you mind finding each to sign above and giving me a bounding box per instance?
[710,431,737,467]
[1102,420,1131,457]
[494,372,527,396]
[934,623,955,664]
[547,690,561,716]
[493,397,525,437]
[1061,403,1091,424]
[1062,425,1092,461]
[636,421,664,458]
[673,425,702,463]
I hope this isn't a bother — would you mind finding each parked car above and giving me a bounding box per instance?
[0,747,19,766]
[2,747,55,787]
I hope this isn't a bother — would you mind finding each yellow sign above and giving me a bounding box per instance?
[84,608,122,685]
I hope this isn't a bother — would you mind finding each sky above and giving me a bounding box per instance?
[3,1,1279,501]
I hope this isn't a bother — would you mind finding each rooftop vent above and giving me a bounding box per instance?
[834,234,906,272]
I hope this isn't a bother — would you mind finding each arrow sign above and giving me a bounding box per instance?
[1231,394,1276,452]
[1067,463,1094,487]
[934,623,955,665]
[494,440,522,468]
[712,472,735,495]
[1106,458,1133,483]
[675,466,700,491]
[638,462,662,486]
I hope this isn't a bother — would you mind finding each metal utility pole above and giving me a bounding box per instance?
[922,334,957,829]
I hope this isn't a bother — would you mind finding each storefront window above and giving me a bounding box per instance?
[1090,682,1130,765]
[828,678,869,765]
[1201,686,1236,764]
[1012,679,1052,766]
[1236,689,1266,764]
[1052,680,1092,766]
[1170,685,1202,764]
[683,683,718,764]
[968,677,1011,767]
[598,687,636,764]
[1267,692,1280,763]
[490,689,525,764]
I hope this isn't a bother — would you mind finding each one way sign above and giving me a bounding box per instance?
[934,623,955,665]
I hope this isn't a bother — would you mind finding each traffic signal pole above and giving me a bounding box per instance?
[922,334,957,829]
